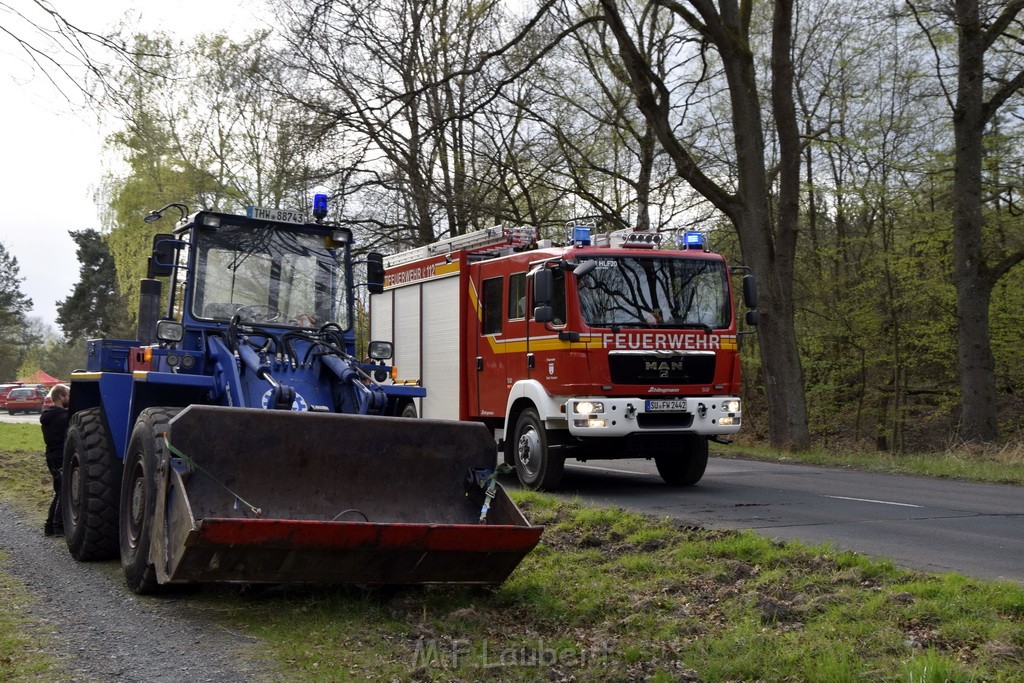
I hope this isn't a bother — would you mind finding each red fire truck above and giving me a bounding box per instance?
[369,224,758,490]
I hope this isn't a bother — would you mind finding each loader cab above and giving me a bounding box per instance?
[152,210,357,356]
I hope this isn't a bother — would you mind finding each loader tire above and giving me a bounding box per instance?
[63,407,121,561]
[120,407,181,594]
[399,402,417,418]
[512,408,564,491]
[655,435,708,486]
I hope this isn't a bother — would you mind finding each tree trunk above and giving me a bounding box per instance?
[952,0,1000,442]
[741,211,811,449]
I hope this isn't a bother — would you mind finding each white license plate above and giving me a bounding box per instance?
[247,206,307,225]
[646,400,687,412]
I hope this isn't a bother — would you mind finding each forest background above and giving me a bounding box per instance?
[1,0,1022,455]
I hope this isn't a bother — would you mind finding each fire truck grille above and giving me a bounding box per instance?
[609,354,716,385]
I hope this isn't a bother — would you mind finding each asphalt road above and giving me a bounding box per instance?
[554,457,1024,583]
[0,411,43,424]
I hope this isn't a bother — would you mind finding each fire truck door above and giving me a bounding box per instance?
[505,270,532,386]
[474,270,507,417]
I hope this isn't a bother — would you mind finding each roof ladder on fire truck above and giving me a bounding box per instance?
[385,225,538,268]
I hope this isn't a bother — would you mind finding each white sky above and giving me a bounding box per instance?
[0,1,266,333]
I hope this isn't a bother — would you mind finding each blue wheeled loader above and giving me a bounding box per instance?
[62,197,541,594]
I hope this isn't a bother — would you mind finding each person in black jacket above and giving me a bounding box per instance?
[40,383,69,536]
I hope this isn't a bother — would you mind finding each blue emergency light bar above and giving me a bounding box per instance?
[313,193,329,222]
[679,231,705,250]
[569,225,592,246]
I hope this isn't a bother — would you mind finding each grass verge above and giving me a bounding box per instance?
[0,552,60,681]
[0,424,50,522]
[713,438,1024,486]
[185,492,1024,681]
[2,423,1022,680]
[0,425,58,680]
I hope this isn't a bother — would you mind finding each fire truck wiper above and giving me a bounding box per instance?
[608,322,656,331]
[675,322,714,335]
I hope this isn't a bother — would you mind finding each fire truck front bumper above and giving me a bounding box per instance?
[564,396,741,437]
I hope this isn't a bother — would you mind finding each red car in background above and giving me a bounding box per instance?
[6,386,47,414]
[0,383,24,409]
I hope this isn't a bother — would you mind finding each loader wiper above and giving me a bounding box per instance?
[228,222,275,272]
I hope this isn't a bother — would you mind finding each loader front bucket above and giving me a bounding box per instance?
[151,405,542,586]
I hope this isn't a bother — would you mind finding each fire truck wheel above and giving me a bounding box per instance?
[62,407,122,561]
[513,408,564,491]
[399,402,418,418]
[655,435,709,486]
[120,407,180,594]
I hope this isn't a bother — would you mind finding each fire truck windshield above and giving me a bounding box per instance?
[191,222,350,329]
[577,256,730,329]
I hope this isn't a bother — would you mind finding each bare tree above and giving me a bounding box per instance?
[910,0,1024,442]
[520,5,698,233]
[0,0,163,107]
[274,0,516,249]
[595,0,810,449]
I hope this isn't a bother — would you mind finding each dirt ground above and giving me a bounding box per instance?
[0,500,278,682]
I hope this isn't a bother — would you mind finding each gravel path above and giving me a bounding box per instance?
[0,501,278,682]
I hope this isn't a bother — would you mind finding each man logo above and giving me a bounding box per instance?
[645,359,684,379]
[645,361,684,372]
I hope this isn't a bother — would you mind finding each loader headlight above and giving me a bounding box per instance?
[156,320,184,343]
[724,399,741,413]
[573,401,604,415]
[367,340,393,361]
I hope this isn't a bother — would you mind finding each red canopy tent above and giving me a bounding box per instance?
[16,370,64,387]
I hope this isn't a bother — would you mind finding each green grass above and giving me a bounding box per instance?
[714,438,1024,486]
[0,552,60,681]
[0,424,50,522]
[2,424,1023,680]
[178,495,1024,681]
[0,426,58,680]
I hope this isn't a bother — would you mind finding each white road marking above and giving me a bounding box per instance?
[567,463,651,477]
[824,495,922,508]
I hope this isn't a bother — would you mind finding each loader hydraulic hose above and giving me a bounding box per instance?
[320,354,387,414]
[236,337,272,380]
[233,328,297,409]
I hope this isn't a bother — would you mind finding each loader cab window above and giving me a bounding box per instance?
[191,220,351,330]
[168,242,189,321]
[481,276,503,335]
[508,272,527,320]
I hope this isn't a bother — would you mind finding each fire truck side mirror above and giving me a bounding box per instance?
[534,305,554,324]
[742,274,758,309]
[745,310,760,327]
[367,252,385,295]
[532,268,553,305]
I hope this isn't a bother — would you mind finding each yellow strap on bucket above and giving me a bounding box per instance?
[162,434,263,517]
[478,463,514,524]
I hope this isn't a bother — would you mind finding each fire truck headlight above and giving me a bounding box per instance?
[723,399,741,414]
[574,401,604,415]
[574,418,607,429]
[719,416,736,426]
